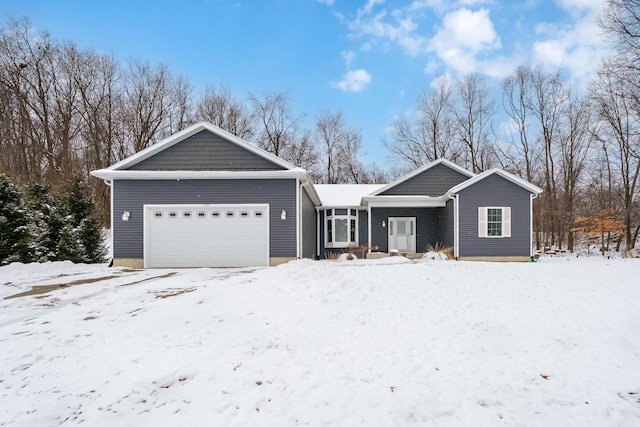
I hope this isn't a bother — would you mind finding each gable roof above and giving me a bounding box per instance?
[370,158,474,196]
[447,168,543,195]
[106,121,298,171]
[314,184,385,207]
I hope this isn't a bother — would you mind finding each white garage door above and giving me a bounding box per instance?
[144,204,269,268]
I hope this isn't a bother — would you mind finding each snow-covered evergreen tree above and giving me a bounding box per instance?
[0,174,31,265]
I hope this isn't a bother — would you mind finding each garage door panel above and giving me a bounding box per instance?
[145,204,269,268]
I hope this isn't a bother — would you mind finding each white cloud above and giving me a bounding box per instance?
[317,0,335,5]
[427,7,501,74]
[342,49,356,67]
[346,0,430,57]
[531,4,604,83]
[331,69,373,92]
[430,8,500,53]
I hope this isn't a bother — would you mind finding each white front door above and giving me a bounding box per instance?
[388,217,416,253]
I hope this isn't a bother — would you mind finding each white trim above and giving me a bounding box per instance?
[109,180,114,261]
[367,204,372,254]
[362,195,448,208]
[453,195,459,258]
[316,207,321,257]
[90,168,309,181]
[370,158,474,196]
[530,194,535,257]
[447,168,543,196]
[106,122,297,171]
[296,178,301,259]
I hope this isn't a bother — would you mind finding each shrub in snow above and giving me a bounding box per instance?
[337,253,357,261]
[422,251,449,261]
[423,242,453,260]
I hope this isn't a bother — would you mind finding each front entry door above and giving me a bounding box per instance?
[388,217,416,253]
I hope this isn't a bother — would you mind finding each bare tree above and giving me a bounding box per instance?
[122,60,192,154]
[557,91,593,252]
[248,90,300,158]
[314,111,363,183]
[501,66,541,182]
[454,73,496,173]
[384,77,459,169]
[195,84,253,139]
[590,59,640,250]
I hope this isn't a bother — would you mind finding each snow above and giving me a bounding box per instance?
[1,257,640,426]
[314,184,384,206]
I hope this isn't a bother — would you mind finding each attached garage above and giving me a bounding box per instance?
[144,204,269,268]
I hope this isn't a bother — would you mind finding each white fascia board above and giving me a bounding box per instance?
[105,122,298,171]
[299,176,322,206]
[362,195,448,208]
[447,168,543,196]
[90,168,309,181]
[370,158,474,196]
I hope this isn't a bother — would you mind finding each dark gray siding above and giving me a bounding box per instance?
[370,208,440,252]
[113,179,297,259]
[128,130,285,171]
[318,210,326,256]
[358,210,368,245]
[436,199,455,248]
[380,163,470,196]
[457,174,532,257]
[301,187,316,259]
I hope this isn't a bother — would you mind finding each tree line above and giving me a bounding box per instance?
[1,1,639,256]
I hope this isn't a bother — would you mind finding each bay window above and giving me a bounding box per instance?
[325,208,358,248]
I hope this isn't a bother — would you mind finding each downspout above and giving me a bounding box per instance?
[446,192,459,259]
[104,179,114,267]
[367,202,372,255]
[530,193,539,258]
[316,206,320,259]
[296,177,301,259]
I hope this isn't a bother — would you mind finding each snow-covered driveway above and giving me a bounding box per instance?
[1,257,639,426]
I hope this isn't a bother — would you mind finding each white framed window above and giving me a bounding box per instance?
[478,207,511,238]
[325,208,358,248]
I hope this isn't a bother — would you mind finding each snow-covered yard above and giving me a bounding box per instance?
[1,257,639,426]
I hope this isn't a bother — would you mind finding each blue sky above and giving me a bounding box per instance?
[2,0,606,164]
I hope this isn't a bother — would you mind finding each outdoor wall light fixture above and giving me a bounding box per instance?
[281,210,287,220]
[122,211,130,222]
[382,220,386,228]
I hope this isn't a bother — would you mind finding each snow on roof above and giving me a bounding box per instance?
[314,184,385,207]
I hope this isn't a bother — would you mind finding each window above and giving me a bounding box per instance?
[169,211,177,218]
[240,211,249,217]
[226,211,234,218]
[478,207,511,238]
[198,211,206,218]
[255,211,263,217]
[154,212,163,218]
[325,209,358,248]
[211,211,220,217]
[183,211,192,218]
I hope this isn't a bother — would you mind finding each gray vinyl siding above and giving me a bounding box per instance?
[127,130,285,171]
[380,163,470,196]
[457,174,532,257]
[113,179,296,259]
[370,208,440,253]
[358,210,368,244]
[301,187,317,259]
[436,199,455,248]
